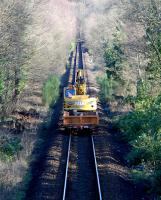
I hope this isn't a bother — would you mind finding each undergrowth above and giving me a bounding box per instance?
[99,25,161,198]
[42,75,60,108]
[0,136,22,162]
[97,75,119,102]
[117,81,161,198]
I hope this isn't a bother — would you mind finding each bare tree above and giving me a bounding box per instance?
[0,0,30,118]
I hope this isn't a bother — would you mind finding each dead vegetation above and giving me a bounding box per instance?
[1,0,159,199]
[0,0,76,199]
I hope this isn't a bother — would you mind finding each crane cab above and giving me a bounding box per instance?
[76,70,86,95]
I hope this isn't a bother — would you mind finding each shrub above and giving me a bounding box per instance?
[0,137,23,162]
[103,26,126,77]
[117,89,161,196]
[97,75,119,102]
[69,41,76,52]
[42,75,60,108]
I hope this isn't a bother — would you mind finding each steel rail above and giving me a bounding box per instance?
[62,134,71,200]
[91,135,103,200]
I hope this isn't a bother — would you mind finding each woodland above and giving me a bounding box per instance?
[0,0,161,199]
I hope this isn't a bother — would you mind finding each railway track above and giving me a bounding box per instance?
[62,134,102,200]
[61,40,102,199]
[25,37,146,200]
[26,40,102,200]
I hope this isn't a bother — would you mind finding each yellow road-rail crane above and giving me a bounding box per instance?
[63,42,99,130]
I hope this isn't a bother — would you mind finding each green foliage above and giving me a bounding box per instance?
[97,75,119,102]
[103,42,121,68]
[101,26,127,100]
[115,5,161,195]
[103,26,126,79]
[143,3,161,86]
[100,2,161,198]
[18,78,26,94]
[0,137,23,162]
[0,0,30,118]
[69,42,76,52]
[42,75,60,108]
[118,80,161,195]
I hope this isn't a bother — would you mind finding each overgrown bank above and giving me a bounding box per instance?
[0,0,76,199]
[97,1,161,198]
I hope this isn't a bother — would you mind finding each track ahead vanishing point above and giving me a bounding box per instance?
[62,134,102,200]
